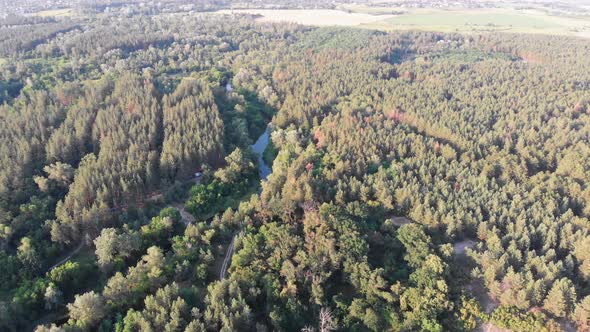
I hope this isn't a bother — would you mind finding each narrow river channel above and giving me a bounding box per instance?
[251,126,271,180]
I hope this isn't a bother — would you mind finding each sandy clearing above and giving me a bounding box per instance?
[454,239,477,255]
[390,216,412,227]
[480,323,510,332]
[174,203,196,225]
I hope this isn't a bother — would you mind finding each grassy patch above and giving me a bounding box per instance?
[241,89,275,140]
[197,180,259,221]
[262,140,277,168]
[428,49,517,63]
[383,11,558,29]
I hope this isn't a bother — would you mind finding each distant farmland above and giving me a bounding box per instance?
[215,7,590,38]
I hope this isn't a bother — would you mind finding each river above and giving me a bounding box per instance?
[251,126,271,180]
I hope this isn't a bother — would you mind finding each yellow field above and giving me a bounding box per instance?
[31,8,74,17]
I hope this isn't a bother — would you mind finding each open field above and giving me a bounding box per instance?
[216,7,590,38]
[215,9,394,26]
[30,8,74,17]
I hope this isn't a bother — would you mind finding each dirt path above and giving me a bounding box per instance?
[219,236,235,280]
[29,310,69,332]
[48,240,84,271]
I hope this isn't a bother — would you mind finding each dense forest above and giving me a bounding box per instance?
[0,8,589,332]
